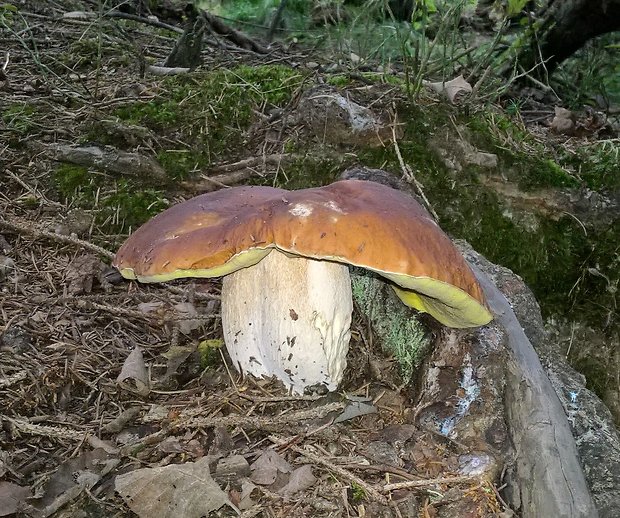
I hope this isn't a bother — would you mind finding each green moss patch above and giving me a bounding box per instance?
[113,65,305,177]
[355,101,618,333]
[565,140,620,191]
[468,112,579,190]
[271,152,344,190]
[2,104,37,135]
[53,163,168,233]
[352,271,429,384]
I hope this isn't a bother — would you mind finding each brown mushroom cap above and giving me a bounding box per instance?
[113,180,492,328]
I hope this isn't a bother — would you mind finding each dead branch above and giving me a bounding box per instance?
[181,154,291,192]
[381,474,478,492]
[0,217,115,260]
[105,10,183,34]
[391,121,439,221]
[52,145,167,183]
[201,10,269,54]
[0,371,28,388]
[172,401,345,431]
[3,416,88,442]
[147,65,190,76]
[210,154,291,174]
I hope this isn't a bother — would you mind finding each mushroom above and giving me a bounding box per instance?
[114,180,492,393]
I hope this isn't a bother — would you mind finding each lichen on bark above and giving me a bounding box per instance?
[351,269,430,384]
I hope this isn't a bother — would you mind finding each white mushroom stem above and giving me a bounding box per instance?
[221,249,353,394]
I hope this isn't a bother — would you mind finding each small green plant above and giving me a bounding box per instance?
[157,149,210,180]
[0,2,17,25]
[53,164,90,194]
[2,104,36,134]
[506,0,530,16]
[571,140,620,190]
[504,98,525,116]
[209,0,311,33]
[197,339,224,369]
[553,32,620,108]
[350,482,366,503]
[105,180,168,230]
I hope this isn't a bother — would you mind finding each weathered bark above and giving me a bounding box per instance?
[512,0,620,76]
[52,145,167,183]
[465,249,598,518]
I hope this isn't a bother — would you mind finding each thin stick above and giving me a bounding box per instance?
[381,474,477,492]
[0,217,115,260]
[4,417,87,442]
[0,371,28,388]
[391,121,439,221]
[177,401,345,430]
[209,154,290,174]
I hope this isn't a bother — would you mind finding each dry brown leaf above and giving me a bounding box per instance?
[158,436,185,454]
[238,480,258,510]
[161,344,196,382]
[115,456,238,518]
[250,449,292,485]
[0,482,31,517]
[64,254,103,295]
[32,449,118,517]
[277,465,316,497]
[117,347,150,396]
[172,302,202,334]
[550,106,576,135]
[426,75,472,104]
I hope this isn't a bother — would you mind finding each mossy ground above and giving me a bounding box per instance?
[113,64,306,179]
[53,65,306,233]
[351,100,617,330]
[53,164,168,233]
[52,61,617,399]
[67,62,618,340]
[2,103,39,143]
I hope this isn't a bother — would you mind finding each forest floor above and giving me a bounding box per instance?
[1,1,618,517]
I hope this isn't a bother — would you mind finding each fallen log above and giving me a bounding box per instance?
[466,248,598,518]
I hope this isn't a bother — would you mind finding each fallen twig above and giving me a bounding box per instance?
[391,120,439,221]
[172,401,345,430]
[63,10,183,34]
[147,65,191,76]
[52,144,167,183]
[181,154,291,192]
[3,416,88,442]
[0,371,28,388]
[0,217,115,260]
[210,154,290,174]
[381,474,477,492]
[201,10,269,54]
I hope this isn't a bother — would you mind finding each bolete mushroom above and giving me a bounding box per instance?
[114,180,492,393]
